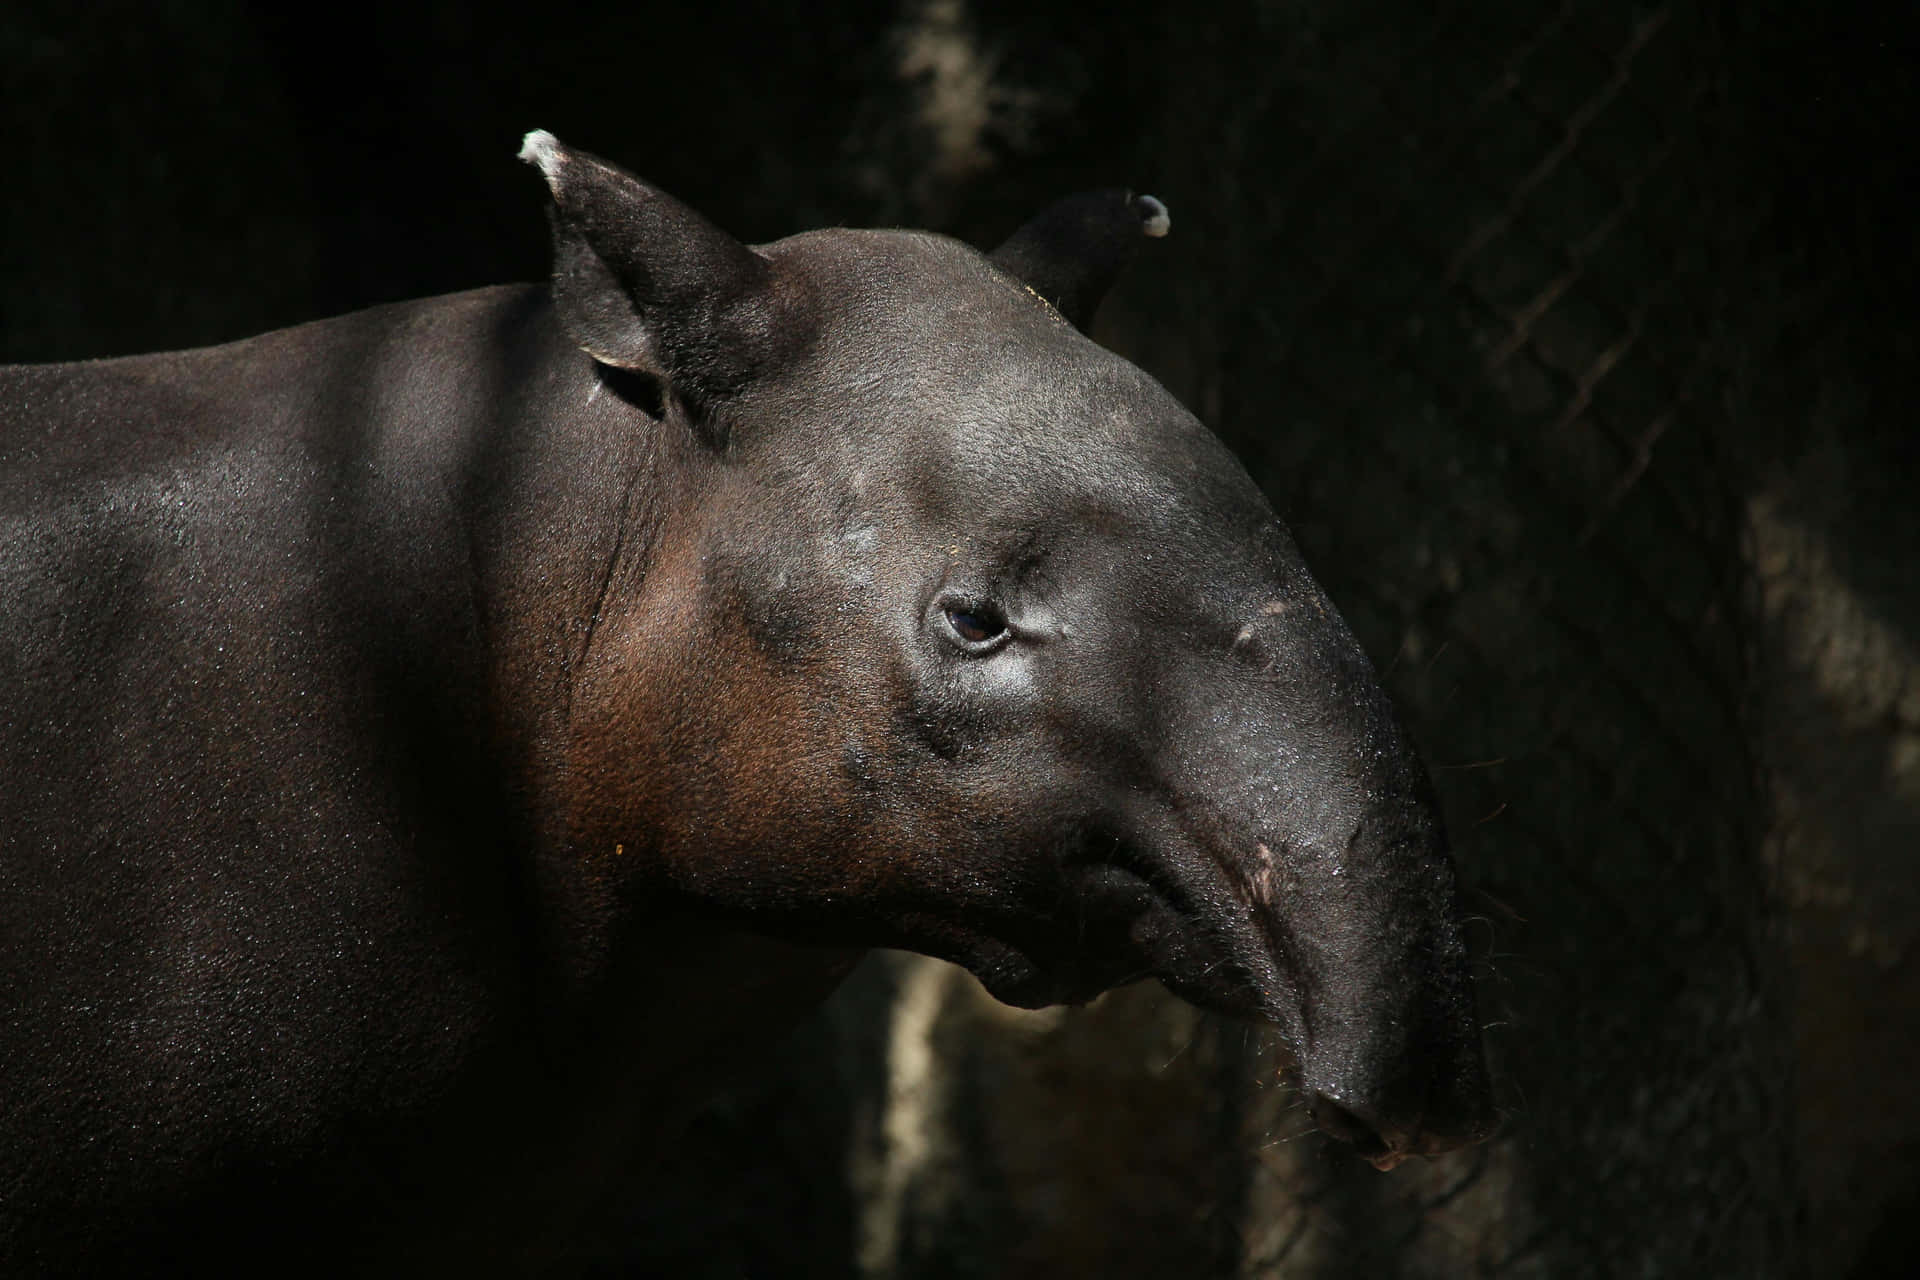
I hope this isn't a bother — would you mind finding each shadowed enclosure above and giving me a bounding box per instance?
[5,1,1913,1275]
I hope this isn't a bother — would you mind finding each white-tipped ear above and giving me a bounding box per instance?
[517,129,564,183]
[990,189,1172,332]
[518,130,813,411]
[1138,195,1171,238]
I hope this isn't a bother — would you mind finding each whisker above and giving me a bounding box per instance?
[1159,1023,1202,1072]
[1255,1122,1320,1149]
[1433,756,1508,771]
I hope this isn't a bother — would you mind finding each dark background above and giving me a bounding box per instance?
[5,2,1915,1275]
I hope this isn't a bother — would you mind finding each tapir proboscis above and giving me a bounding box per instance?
[0,130,1492,1273]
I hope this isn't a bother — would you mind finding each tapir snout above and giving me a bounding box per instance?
[1098,572,1495,1166]
[1286,814,1497,1166]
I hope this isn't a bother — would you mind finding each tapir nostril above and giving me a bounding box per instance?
[1309,1094,1389,1153]
[1308,1093,1423,1170]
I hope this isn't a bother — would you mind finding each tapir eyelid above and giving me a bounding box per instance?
[936,598,1013,654]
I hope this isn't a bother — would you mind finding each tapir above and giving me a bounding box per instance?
[0,131,1491,1273]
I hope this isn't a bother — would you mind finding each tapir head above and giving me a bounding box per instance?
[521,132,1492,1166]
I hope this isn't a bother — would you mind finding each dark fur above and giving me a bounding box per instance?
[0,135,1489,1273]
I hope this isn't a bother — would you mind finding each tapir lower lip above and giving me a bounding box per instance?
[1049,860,1183,995]
[1045,820,1312,1038]
[1055,836,1302,1030]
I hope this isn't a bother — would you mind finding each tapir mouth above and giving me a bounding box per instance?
[999,859,1177,1007]
[1044,823,1493,1167]
[1051,834,1296,1028]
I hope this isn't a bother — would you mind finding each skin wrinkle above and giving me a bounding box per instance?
[1119,763,1303,1025]
[565,413,650,731]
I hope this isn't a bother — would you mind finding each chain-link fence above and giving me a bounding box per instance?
[10,0,1913,1274]
[784,3,1803,1277]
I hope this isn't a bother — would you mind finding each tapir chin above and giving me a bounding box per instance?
[0,130,1491,1273]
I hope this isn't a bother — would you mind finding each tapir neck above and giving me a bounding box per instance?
[417,290,700,970]
[438,288,660,827]
[441,290,864,1003]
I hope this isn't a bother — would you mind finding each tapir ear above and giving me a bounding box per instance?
[518,129,800,406]
[990,189,1170,332]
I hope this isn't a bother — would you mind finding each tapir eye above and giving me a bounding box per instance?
[939,600,1011,652]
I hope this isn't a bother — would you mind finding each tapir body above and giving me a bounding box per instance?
[0,134,1489,1273]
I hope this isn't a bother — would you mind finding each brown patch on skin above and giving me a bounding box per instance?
[1236,599,1310,651]
[557,507,915,938]
[1242,840,1280,908]
[1264,597,1328,621]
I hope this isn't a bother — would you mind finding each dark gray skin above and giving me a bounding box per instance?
[0,132,1490,1274]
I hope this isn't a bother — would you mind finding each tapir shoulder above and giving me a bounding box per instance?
[0,284,572,817]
